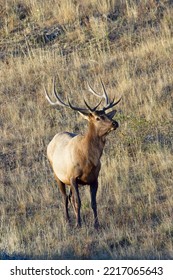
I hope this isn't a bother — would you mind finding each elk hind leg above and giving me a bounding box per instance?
[54,174,70,223]
[70,178,81,227]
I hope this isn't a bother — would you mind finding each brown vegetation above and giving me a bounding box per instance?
[0,0,173,259]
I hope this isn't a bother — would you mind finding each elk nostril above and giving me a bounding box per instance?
[112,121,119,128]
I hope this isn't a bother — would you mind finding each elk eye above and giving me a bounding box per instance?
[96,117,100,121]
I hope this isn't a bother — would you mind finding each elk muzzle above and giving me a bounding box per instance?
[112,120,119,130]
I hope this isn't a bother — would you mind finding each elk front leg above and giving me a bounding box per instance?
[70,178,81,227]
[90,180,99,229]
[54,174,70,223]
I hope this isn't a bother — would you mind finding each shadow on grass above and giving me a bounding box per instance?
[0,251,29,260]
[1,249,172,260]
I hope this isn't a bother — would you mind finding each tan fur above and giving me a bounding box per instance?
[47,113,116,186]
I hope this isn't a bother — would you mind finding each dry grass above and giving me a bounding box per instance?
[0,0,173,259]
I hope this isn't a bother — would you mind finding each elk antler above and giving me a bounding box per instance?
[44,77,69,107]
[83,98,102,112]
[44,78,102,114]
[87,79,121,111]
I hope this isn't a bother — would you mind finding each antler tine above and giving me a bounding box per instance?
[87,79,110,106]
[83,98,103,112]
[100,78,110,106]
[52,77,69,107]
[83,98,94,112]
[87,82,102,98]
[44,78,69,107]
[92,99,103,111]
[44,84,56,105]
[68,98,89,114]
[103,97,122,111]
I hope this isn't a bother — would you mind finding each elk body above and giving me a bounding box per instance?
[45,79,121,228]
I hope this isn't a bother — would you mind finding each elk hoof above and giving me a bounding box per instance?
[75,222,81,228]
[66,218,71,226]
[94,221,100,230]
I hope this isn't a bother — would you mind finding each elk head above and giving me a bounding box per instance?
[44,78,121,138]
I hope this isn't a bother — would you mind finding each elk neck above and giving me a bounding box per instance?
[82,122,106,166]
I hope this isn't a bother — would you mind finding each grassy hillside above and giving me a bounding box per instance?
[0,0,173,259]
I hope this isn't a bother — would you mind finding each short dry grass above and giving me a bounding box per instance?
[0,0,173,259]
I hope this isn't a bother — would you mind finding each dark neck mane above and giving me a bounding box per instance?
[83,122,106,166]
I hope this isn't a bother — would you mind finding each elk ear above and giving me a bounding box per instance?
[78,111,90,121]
[106,110,116,119]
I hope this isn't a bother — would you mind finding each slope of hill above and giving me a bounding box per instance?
[0,0,173,259]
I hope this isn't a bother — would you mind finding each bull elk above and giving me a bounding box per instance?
[44,79,121,228]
